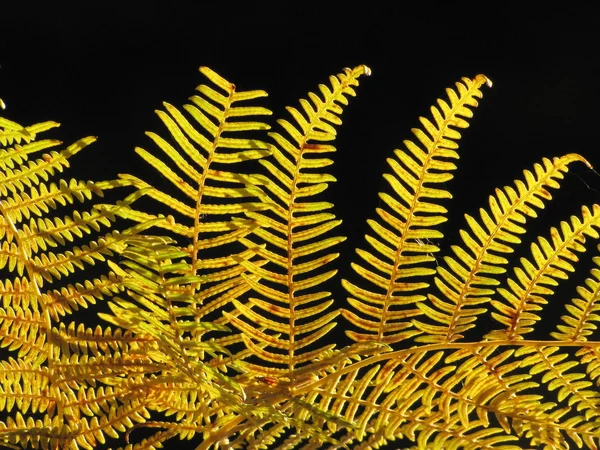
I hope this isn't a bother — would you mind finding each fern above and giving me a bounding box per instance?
[224,65,371,375]
[2,64,600,450]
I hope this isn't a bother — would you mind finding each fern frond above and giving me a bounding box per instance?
[0,304,46,361]
[1,179,104,224]
[68,398,151,449]
[226,65,370,374]
[5,65,600,450]
[488,204,600,340]
[342,74,491,346]
[413,153,589,343]
[113,67,277,372]
[122,66,272,236]
[0,413,75,450]
[99,235,247,401]
[266,343,530,450]
[43,272,124,320]
[52,322,153,358]
[517,345,600,421]
[0,358,52,414]
[116,430,178,450]
[0,113,158,449]
[0,117,59,147]
[553,250,600,342]
[28,229,128,285]
[0,137,95,196]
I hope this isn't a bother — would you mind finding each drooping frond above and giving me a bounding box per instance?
[224,65,370,375]
[342,74,491,346]
[258,343,527,450]
[413,153,590,343]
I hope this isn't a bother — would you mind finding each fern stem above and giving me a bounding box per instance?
[292,339,600,395]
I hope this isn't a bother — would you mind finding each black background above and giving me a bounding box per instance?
[2,3,600,449]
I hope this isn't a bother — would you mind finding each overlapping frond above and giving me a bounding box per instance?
[254,343,529,450]
[0,112,148,448]
[413,154,589,343]
[224,65,370,375]
[341,74,491,346]
[94,228,362,449]
[106,67,277,365]
[100,235,236,379]
[96,234,267,446]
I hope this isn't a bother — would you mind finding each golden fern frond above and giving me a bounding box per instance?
[6,64,600,450]
[0,413,73,450]
[518,345,600,419]
[6,190,149,289]
[98,236,338,449]
[0,110,157,448]
[546,257,600,440]
[66,398,152,449]
[0,137,94,197]
[487,204,600,340]
[106,67,277,365]
[0,304,45,361]
[221,343,387,449]
[262,344,523,449]
[0,138,61,175]
[341,74,491,346]
[0,277,36,309]
[1,179,104,224]
[331,207,600,449]
[224,65,370,374]
[52,351,156,388]
[0,358,52,414]
[116,430,179,450]
[43,272,124,320]
[552,249,600,342]
[52,322,151,358]
[413,153,590,343]
[96,235,265,445]
[0,116,59,147]
[26,228,125,286]
[268,203,600,448]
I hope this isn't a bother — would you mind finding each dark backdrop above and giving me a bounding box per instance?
[2,3,600,449]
